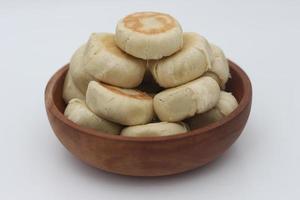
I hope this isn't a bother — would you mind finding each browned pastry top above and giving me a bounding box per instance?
[101,82,152,100]
[123,12,176,35]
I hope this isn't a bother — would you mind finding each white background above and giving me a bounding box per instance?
[0,0,299,199]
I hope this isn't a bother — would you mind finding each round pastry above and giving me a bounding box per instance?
[83,33,146,88]
[203,43,230,89]
[121,122,189,137]
[62,71,84,103]
[149,32,213,88]
[64,99,122,134]
[115,11,183,59]
[153,76,220,122]
[86,81,154,126]
[69,44,94,93]
[187,91,238,127]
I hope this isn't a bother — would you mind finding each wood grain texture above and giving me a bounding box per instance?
[44,60,252,176]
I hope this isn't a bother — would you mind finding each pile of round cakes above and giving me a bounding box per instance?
[63,11,238,137]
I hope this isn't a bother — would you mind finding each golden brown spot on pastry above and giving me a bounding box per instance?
[101,83,152,100]
[123,12,176,35]
[100,35,132,59]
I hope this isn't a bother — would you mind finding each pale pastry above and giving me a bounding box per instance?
[68,44,94,93]
[153,76,220,122]
[62,71,85,103]
[187,91,238,127]
[64,98,122,134]
[203,43,230,89]
[86,81,154,126]
[83,33,146,88]
[121,122,189,137]
[149,32,213,88]
[115,12,183,59]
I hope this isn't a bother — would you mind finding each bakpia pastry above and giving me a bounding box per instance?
[64,99,121,134]
[115,12,183,59]
[86,81,154,126]
[62,71,85,103]
[61,11,237,138]
[69,44,94,93]
[154,76,220,122]
[121,122,189,137]
[149,32,213,88]
[187,91,238,127]
[203,44,230,89]
[83,33,146,88]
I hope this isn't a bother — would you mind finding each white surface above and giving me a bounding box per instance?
[0,0,299,199]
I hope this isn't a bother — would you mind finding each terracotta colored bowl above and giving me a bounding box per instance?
[45,60,252,177]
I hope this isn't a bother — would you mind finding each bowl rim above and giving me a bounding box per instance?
[45,60,252,142]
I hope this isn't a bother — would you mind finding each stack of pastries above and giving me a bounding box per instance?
[63,12,238,137]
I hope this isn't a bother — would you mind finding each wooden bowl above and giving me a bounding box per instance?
[45,60,252,177]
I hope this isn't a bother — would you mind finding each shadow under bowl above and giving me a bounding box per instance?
[45,60,252,177]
